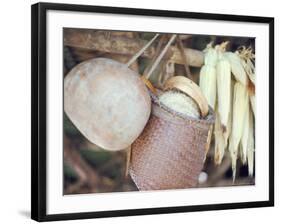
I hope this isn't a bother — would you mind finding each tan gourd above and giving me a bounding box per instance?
[64,58,151,151]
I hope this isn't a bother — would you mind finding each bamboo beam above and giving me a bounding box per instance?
[64,29,204,67]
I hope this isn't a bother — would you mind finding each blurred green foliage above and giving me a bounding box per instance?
[64,162,78,179]
[64,113,80,136]
[80,149,112,167]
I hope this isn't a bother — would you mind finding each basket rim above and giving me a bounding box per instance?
[150,90,215,125]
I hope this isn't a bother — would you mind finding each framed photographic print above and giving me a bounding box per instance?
[31,2,274,222]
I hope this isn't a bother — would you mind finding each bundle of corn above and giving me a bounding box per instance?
[199,42,255,179]
[227,47,256,180]
[199,42,218,110]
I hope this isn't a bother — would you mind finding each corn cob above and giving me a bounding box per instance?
[247,108,255,176]
[229,82,248,180]
[241,100,250,164]
[214,110,226,165]
[224,51,248,86]
[199,66,217,109]
[224,80,234,146]
[247,77,255,118]
[216,42,231,140]
[199,42,218,109]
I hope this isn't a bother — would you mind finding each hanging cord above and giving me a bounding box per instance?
[144,34,177,79]
[126,34,159,67]
[143,35,167,79]
[125,34,177,177]
[141,34,177,93]
[126,34,177,94]
[176,36,192,79]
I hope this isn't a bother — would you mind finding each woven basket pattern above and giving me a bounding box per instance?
[129,95,215,191]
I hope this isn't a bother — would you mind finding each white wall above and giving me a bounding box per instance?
[0,0,279,223]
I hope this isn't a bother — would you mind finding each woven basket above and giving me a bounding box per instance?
[129,93,215,190]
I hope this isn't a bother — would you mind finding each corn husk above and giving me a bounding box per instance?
[224,51,248,86]
[247,108,255,176]
[238,143,244,165]
[238,47,255,85]
[241,100,250,164]
[250,94,255,117]
[247,79,256,117]
[214,110,226,165]
[229,82,248,180]
[245,58,255,85]
[200,66,217,109]
[224,80,234,145]
[216,42,231,135]
[199,43,218,109]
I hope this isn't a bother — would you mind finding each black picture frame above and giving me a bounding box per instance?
[31,2,274,222]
